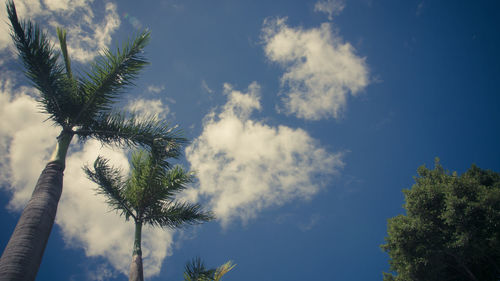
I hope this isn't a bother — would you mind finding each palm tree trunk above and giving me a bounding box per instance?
[129,222,144,281]
[0,132,72,281]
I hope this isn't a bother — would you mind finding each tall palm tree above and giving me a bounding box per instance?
[0,2,184,280]
[84,150,214,281]
[183,257,236,281]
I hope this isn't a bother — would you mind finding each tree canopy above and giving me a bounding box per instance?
[381,160,500,281]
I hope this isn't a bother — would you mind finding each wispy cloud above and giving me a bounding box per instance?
[262,17,369,120]
[298,213,321,231]
[201,79,215,94]
[416,1,425,16]
[85,263,117,281]
[314,0,345,20]
[0,76,174,278]
[147,84,166,94]
[185,82,343,227]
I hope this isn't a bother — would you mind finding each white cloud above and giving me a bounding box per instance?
[0,76,59,210]
[0,77,173,278]
[262,18,369,120]
[127,98,170,120]
[0,0,120,62]
[85,264,117,281]
[147,85,165,94]
[185,82,343,227]
[314,0,345,20]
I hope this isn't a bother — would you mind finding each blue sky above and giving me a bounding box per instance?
[0,0,499,280]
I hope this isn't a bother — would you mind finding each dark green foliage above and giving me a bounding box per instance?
[381,160,500,281]
[184,257,217,281]
[7,1,69,126]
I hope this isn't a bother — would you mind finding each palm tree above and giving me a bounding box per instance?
[84,150,214,281]
[0,2,184,280]
[183,257,236,281]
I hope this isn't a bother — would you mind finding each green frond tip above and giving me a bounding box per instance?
[56,27,72,79]
[214,261,236,281]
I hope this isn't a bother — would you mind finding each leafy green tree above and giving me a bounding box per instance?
[0,2,182,280]
[183,257,236,281]
[84,150,214,281]
[381,160,500,281]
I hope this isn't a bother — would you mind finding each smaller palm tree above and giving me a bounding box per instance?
[183,257,236,281]
[84,150,214,281]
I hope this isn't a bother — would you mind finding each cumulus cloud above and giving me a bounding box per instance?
[262,17,369,120]
[0,76,60,209]
[185,82,343,227]
[0,77,173,278]
[127,98,170,120]
[0,0,120,62]
[314,0,345,20]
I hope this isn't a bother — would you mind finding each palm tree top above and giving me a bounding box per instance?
[184,258,236,281]
[6,0,184,154]
[84,149,214,228]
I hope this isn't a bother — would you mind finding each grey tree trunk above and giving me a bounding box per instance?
[129,254,144,281]
[0,161,64,281]
[129,222,144,281]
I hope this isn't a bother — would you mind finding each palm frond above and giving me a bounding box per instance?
[213,261,236,281]
[143,201,214,228]
[74,111,187,155]
[83,156,136,221]
[6,0,77,127]
[184,257,216,281]
[75,31,150,123]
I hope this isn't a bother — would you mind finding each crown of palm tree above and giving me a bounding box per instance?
[183,258,236,281]
[84,150,213,227]
[6,0,183,154]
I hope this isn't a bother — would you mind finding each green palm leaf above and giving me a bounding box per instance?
[75,31,150,123]
[83,156,136,221]
[7,1,76,127]
[143,201,214,228]
[75,111,186,156]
